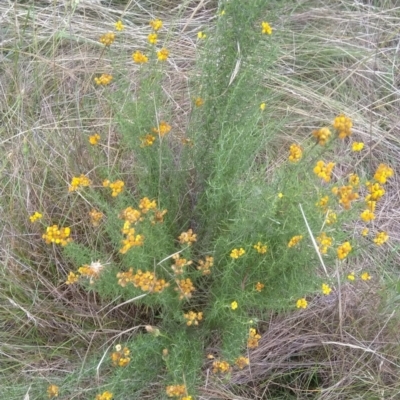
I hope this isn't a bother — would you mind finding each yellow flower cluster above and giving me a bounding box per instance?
[374,163,394,184]
[288,235,303,248]
[230,248,245,258]
[119,206,142,224]
[166,385,187,398]
[132,50,148,64]
[317,232,333,254]
[288,143,302,162]
[178,229,197,246]
[261,21,272,35]
[197,256,214,275]
[175,278,195,300]
[150,19,163,31]
[197,31,207,39]
[103,179,124,197]
[89,209,104,227]
[29,211,43,222]
[352,142,364,152]
[212,360,231,373]
[332,185,359,210]
[365,181,385,202]
[152,120,171,137]
[120,224,144,254]
[333,114,352,138]
[157,48,169,61]
[348,173,360,186]
[99,32,115,46]
[322,283,332,295]
[337,241,352,260]
[65,261,106,285]
[194,97,204,107]
[115,20,124,31]
[140,133,156,147]
[231,301,238,310]
[47,384,59,398]
[361,272,371,280]
[151,209,168,224]
[373,231,389,246]
[313,160,335,182]
[247,328,261,348]
[255,282,265,292]
[139,197,157,213]
[312,127,331,145]
[96,392,113,400]
[184,311,203,326]
[110,344,130,367]
[94,74,113,85]
[316,195,329,211]
[43,225,72,246]
[69,174,92,191]
[253,241,267,254]
[89,133,101,145]
[235,356,249,369]
[360,209,375,222]
[347,272,355,281]
[325,210,337,225]
[117,268,169,293]
[148,32,158,44]
[296,298,308,309]
[171,253,192,275]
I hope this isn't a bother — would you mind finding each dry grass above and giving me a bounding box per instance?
[1,0,400,398]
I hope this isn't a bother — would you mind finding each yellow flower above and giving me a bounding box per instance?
[260,102,266,111]
[255,282,265,292]
[235,356,249,369]
[347,272,355,281]
[374,163,394,184]
[152,120,171,137]
[96,391,113,400]
[352,142,364,152]
[278,192,284,198]
[89,133,100,145]
[66,271,78,285]
[322,283,332,295]
[47,384,59,398]
[312,127,331,146]
[184,311,203,326]
[139,197,157,213]
[140,134,156,147]
[248,328,261,348]
[231,301,238,310]
[99,32,115,46]
[150,19,163,31]
[212,360,231,373]
[288,144,302,162]
[175,278,196,300]
[157,48,169,61]
[333,114,352,138]
[348,173,360,186]
[94,74,113,86]
[178,229,197,245]
[313,160,335,182]
[194,97,204,107]
[261,21,272,35]
[361,228,369,236]
[360,209,375,222]
[132,50,148,64]
[253,242,267,254]
[148,33,158,44]
[373,231,389,246]
[29,211,43,223]
[114,20,125,31]
[230,248,246,259]
[42,225,72,246]
[325,210,337,225]
[219,10,226,16]
[103,179,124,197]
[316,195,329,211]
[361,272,371,281]
[288,235,303,248]
[110,344,130,367]
[197,31,207,39]
[337,242,352,260]
[317,232,333,254]
[296,298,308,309]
